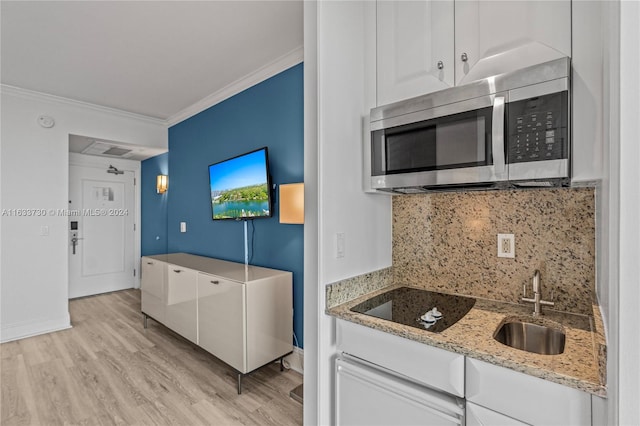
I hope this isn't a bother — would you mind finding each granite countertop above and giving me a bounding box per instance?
[327,282,607,397]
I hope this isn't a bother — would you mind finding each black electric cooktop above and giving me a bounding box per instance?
[350,287,476,333]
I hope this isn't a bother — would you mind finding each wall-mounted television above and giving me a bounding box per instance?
[208,147,272,220]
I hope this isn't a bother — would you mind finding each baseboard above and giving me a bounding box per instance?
[284,346,304,374]
[0,313,71,343]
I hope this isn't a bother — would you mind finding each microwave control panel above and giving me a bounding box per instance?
[507,91,568,164]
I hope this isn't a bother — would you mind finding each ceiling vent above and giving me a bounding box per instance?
[82,141,133,157]
[102,147,133,156]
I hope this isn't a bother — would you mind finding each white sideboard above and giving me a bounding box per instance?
[141,253,293,393]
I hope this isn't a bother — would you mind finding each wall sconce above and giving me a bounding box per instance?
[156,175,168,194]
[279,183,304,224]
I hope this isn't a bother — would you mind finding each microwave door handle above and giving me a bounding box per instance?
[492,96,506,177]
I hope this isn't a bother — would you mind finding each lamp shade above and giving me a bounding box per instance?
[157,175,168,194]
[279,183,304,224]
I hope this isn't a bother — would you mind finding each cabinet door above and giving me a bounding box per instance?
[454,0,571,85]
[466,358,592,425]
[141,257,166,323]
[376,0,454,105]
[197,273,246,372]
[165,265,198,344]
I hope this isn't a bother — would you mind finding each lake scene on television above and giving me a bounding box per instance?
[209,149,270,220]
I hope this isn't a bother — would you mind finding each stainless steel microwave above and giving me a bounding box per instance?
[367,58,570,193]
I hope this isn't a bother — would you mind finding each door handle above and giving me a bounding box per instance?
[71,236,84,255]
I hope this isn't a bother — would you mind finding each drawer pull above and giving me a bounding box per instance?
[211,280,220,285]
[147,262,153,265]
[173,269,182,273]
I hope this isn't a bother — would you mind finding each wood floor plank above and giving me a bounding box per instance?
[0,341,21,359]
[0,358,30,425]
[11,354,39,425]
[0,289,303,425]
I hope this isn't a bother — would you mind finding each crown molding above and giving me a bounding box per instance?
[0,84,167,126]
[166,45,304,127]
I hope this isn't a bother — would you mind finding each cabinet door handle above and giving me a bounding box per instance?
[211,280,220,285]
[461,52,468,62]
[147,262,153,265]
[437,60,444,70]
[173,269,182,273]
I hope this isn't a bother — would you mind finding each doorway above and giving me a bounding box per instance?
[68,156,138,299]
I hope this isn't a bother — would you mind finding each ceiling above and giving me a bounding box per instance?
[1,1,303,121]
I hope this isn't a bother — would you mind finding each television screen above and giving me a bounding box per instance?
[208,147,272,220]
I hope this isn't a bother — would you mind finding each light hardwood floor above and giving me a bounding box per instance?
[0,289,303,425]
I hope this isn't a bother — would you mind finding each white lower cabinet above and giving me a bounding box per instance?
[140,253,293,392]
[197,273,246,372]
[334,320,597,425]
[466,358,592,425]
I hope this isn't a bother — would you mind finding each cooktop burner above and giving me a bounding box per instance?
[350,287,476,333]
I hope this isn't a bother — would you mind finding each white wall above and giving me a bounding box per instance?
[599,1,619,422]
[617,1,640,423]
[305,1,392,424]
[0,86,167,342]
[303,2,319,424]
[596,0,640,423]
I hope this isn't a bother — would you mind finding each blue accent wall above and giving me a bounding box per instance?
[141,152,169,256]
[142,64,304,348]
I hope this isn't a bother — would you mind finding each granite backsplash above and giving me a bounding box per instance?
[392,187,596,315]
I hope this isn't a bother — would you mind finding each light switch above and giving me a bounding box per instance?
[336,232,345,258]
[180,222,187,233]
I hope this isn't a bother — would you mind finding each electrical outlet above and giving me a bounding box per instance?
[497,233,515,258]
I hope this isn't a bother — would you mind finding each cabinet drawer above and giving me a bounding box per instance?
[466,402,528,426]
[336,319,464,397]
[466,358,591,425]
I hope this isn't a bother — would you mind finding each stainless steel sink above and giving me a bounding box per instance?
[494,320,566,355]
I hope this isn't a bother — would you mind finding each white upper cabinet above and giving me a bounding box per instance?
[376,0,454,105]
[454,0,571,85]
[376,0,571,105]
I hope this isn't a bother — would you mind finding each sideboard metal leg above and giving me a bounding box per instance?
[237,373,243,394]
[280,356,285,372]
[143,313,148,329]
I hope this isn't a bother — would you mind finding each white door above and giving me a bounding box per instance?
[69,164,135,299]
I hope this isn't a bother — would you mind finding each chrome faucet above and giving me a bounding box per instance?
[522,270,554,316]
